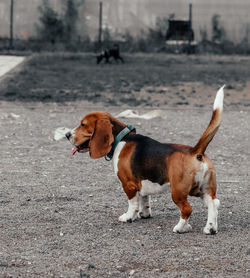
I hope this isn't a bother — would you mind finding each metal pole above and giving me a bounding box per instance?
[98,1,102,44]
[189,3,192,29]
[188,3,193,54]
[9,0,14,49]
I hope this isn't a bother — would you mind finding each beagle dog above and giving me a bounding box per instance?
[66,86,225,235]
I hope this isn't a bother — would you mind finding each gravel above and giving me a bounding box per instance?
[0,100,249,277]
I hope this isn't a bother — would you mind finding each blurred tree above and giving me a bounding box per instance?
[36,0,64,44]
[155,16,170,39]
[200,26,208,41]
[243,24,250,44]
[148,15,174,44]
[103,27,112,43]
[36,0,84,45]
[62,0,82,41]
[211,14,226,43]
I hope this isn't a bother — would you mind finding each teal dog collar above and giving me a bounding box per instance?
[105,124,135,161]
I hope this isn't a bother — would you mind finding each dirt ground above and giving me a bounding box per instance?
[0,54,249,277]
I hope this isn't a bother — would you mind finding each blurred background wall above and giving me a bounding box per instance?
[0,0,250,43]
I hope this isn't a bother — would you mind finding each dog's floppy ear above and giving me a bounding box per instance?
[89,119,114,159]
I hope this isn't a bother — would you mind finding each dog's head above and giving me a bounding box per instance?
[66,112,114,158]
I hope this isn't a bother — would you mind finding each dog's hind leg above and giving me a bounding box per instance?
[203,194,220,234]
[202,172,220,235]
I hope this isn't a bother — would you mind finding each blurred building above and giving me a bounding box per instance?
[0,0,250,43]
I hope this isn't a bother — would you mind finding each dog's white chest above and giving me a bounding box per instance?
[113,142,126,175]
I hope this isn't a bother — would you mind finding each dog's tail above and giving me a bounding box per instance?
[192,85,225,155]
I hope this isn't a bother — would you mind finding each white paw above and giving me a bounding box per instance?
[139,207,152,219]
[119,213,130,222]
[139,211,151,219]
[203,223,217,235]
[173,222,192,233]
[119,212,138,223]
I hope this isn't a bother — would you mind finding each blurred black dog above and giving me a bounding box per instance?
[96,44,124,64]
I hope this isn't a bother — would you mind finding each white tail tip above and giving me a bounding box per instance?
[213,85,225,111]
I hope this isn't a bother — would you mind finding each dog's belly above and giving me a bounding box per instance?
[140,180,170,196]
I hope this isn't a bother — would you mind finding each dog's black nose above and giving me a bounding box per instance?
[65,132,71,140]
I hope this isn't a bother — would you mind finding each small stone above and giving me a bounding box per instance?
[129,270,135,276]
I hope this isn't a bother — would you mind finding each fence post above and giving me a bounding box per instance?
[98,1,102,44]
[9,0,14,49]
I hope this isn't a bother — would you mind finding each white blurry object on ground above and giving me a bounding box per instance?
[54,127,71,141]
[115,109,165,119]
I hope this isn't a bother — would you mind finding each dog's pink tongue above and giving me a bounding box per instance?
[71,147,79,156]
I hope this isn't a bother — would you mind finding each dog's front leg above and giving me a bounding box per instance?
[119,182,140,222]
[119,192,139,222]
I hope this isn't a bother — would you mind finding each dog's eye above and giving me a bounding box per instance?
[81,123,85,127]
